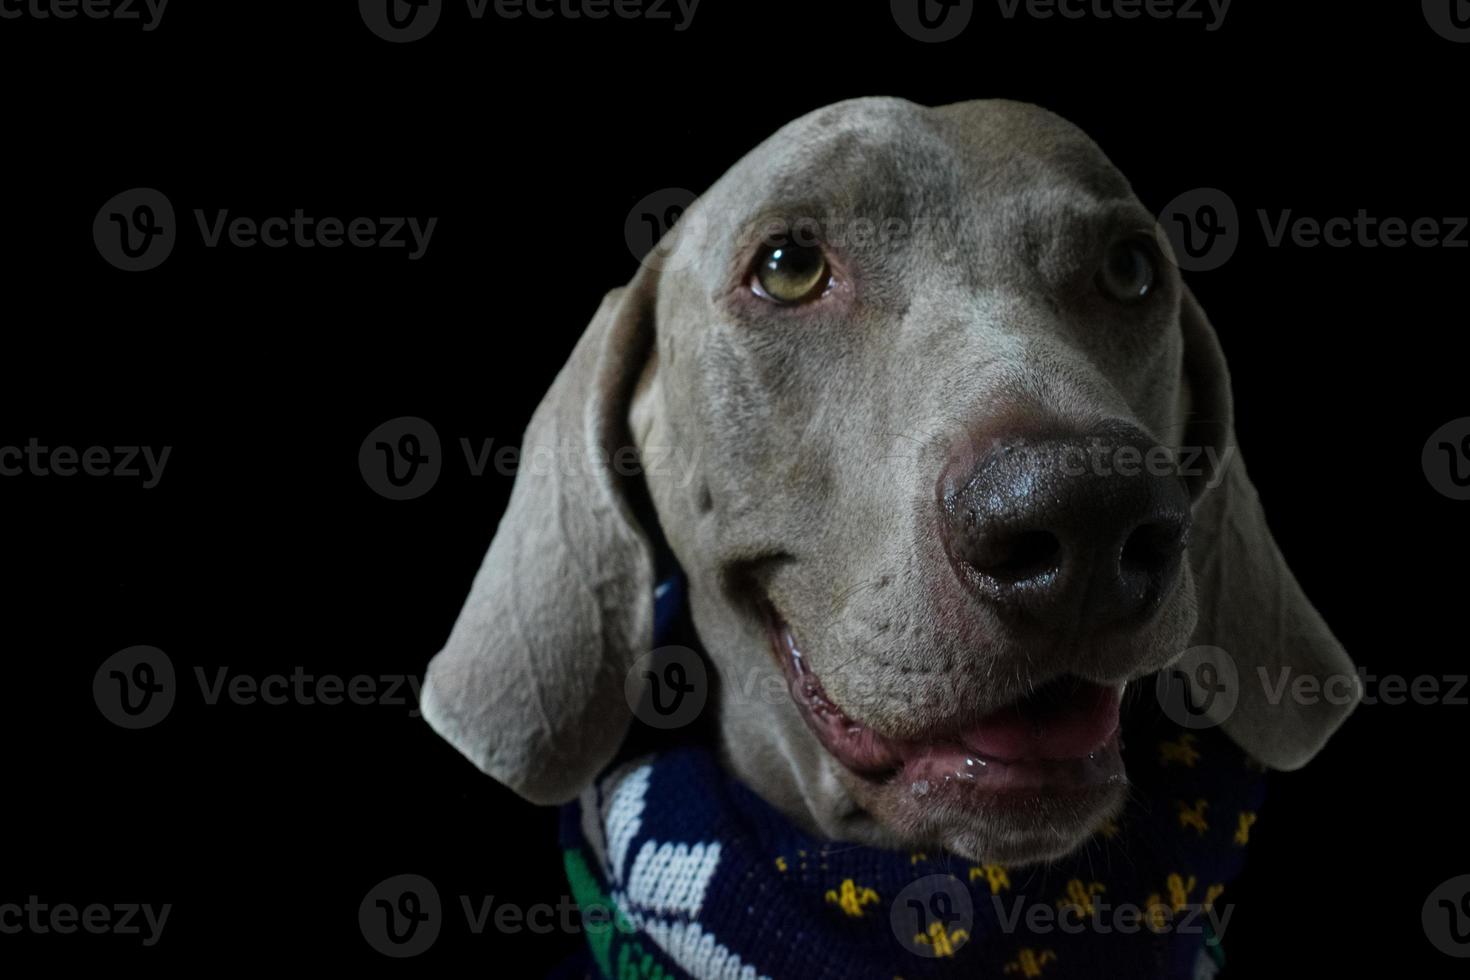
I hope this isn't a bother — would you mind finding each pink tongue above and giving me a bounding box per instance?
[957,682,1121,762]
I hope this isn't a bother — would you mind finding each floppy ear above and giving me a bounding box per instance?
[420,270,658,804]
[1178,286,1361,770]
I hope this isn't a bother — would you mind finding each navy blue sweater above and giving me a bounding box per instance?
[554,576,1265,979]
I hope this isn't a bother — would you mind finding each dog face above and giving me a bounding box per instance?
[422,98,1359,867]
[635,98,1207,864]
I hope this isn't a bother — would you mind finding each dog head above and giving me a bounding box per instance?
[422,97,1359,866]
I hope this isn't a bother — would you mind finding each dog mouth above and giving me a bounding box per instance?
[764,609,1126,801]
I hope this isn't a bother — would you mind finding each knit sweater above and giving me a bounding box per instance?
[555,576,1266,979]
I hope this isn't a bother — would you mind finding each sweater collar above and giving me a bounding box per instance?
[558,572,1266,979]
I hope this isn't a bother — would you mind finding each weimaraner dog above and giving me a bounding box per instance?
[421,97,1358,868]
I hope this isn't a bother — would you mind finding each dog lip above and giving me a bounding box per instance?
[773,618,904,774]
[763,606,1125,785]
[952,681,1122,763]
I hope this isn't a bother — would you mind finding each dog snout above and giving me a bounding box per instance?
[939,427,1191,630]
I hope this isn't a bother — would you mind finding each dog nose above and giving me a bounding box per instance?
[940,427,1191,628]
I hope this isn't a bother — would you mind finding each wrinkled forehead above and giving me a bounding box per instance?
[692,97,1149,272]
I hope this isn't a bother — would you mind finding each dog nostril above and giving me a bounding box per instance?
[1119,519,1185,576]
[941,427,1194,628]
[977,529,1062,582]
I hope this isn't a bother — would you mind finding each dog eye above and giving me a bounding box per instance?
[1097,237,1157,302]
[751,239,831,305]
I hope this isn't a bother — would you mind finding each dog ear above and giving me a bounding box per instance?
[1177,285,1361,770]
[420,269,659,804]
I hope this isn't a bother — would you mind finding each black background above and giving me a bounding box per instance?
[3,1,1467,975]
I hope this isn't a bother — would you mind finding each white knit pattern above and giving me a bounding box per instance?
[626,840,722,917]
[622,906,769,980]
[603,762,653,880]
[592,762,771,980]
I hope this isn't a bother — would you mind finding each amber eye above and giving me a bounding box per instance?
[1098,237,1157,302]
[752,239,830,304]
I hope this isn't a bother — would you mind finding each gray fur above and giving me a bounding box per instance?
[421,98,1358,863]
